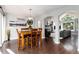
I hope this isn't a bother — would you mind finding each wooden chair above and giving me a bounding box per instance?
[24,31,32,48]
[24,35,29,48]
[16,29,22,49]
[31,29,38,48]
[21,28,30,31]
[21,28,32,48]
[16,29,29,49]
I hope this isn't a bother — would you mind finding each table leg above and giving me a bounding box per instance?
[21,33,24,49]
[40,32,42,48]
[18,37,20,49]
[31,38,32,48]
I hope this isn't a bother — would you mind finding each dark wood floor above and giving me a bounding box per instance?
[0,37,78,54]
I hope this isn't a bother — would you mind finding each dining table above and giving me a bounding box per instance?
[18,28,42,49]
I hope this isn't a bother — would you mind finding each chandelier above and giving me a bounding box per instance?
[27,8,33,28]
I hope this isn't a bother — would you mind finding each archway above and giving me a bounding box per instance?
[44,16,54,41]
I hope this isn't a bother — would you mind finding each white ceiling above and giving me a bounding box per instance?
[2,5,63,18]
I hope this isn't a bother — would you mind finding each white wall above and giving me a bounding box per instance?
[2,16,7,43]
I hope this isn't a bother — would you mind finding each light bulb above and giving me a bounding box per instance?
[28,17,33,20]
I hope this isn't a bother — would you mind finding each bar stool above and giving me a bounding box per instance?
[31,29,38,48]
[24,31,32,48]
[16,29,22,49]
[16,29,29,49]
[21,28,32,48]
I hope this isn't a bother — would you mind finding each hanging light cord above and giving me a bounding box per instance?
[29,8,32,17]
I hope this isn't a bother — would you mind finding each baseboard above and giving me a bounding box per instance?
[10,38,17,40]
[54,41,60,44]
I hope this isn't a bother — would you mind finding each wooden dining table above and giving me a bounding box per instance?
[19,28,42,49]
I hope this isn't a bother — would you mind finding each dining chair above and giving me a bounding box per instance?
[31,29,38,48]
[24,31,32,48]
[17,29,30,49]
[16,29,22,49]
[21,28,30,31]
[21,28,32,48]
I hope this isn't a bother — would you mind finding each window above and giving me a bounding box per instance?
[63,22,74,30]
[61,15,76,30]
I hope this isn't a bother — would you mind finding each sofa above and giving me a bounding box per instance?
[60,30,71,39]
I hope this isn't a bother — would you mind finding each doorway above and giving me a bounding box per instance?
[44,16,54,42]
